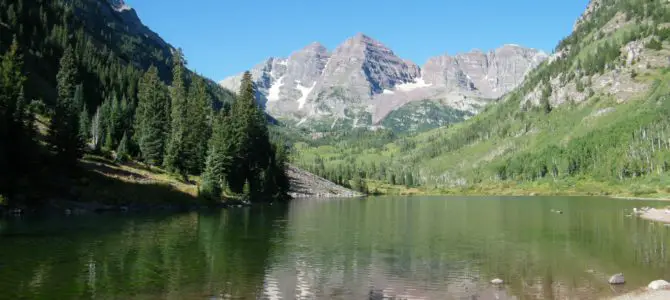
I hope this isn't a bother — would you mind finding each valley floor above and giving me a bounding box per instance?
[365,177,670,200]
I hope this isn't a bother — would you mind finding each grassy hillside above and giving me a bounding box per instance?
[291,0,670,198]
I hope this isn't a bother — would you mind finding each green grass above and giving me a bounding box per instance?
[76,154,202,205]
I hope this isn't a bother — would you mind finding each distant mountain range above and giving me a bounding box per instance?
[220,34,547,131]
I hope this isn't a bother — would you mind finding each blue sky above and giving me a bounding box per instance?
[129,0,589,81]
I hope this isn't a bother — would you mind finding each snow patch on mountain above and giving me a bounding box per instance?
[296,81,316,109]
[396,78,432,92]
[116,4,131,12]
[267,77,284,102]
[108,0,131,12]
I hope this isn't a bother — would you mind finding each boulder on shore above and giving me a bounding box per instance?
[648,280,670,290]
[609,273,625,285]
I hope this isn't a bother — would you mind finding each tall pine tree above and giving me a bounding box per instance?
[228,71,282,200]
[200,109,234,201]
[164,49,188,179]
[0,38,33,201]
[48,46,83,167]
[134,66,169,166]
[75,85,89,146]
[184,76,211,174]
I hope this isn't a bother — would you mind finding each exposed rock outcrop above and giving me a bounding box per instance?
[287,165,363,198]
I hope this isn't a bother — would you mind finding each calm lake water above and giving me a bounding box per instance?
[1,196,670,299]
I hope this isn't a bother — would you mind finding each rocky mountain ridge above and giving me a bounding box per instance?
[220,34,547,129]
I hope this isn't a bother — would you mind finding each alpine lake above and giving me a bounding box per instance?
[1,196,669,299]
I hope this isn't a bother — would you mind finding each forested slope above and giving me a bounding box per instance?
[0,0,291,207]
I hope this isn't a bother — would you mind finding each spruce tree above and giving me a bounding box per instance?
[48,46,83,166]
[273,142,291,200]
[134,66,169,166]
[184,76,211,174]
[91,105,103,151]
[0,38,32,200]
[200,110,234,201]
[76,87,90,146]
[116,132,129,163]
[229,71,274,197]
[104,125,114,150]
[164,49,188,179]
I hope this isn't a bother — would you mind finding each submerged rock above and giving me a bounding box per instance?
[609,273,625,285]
[491,278,504,285]
[648,280,670,290]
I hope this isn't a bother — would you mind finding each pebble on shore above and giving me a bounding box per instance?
[609,273,625,285]
[648,280,670,290]
[639,207,670,224]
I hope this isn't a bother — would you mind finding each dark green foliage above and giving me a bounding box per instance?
[0,38,35,202]
[381,99,473,133]
[200,110,234,201]
[164,50,188,178]
[79,102,90,144]
[646,38,663,50]
[184,76,211,174]
[0,0,291,206]
[48,46,83,166]
[576,78,586,93]
[134,66,169,166]
[116,132,129,163]
[228,71,274,198]
[541,84,553,114]
[201,72,290,202]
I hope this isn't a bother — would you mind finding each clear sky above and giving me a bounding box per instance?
[128,0,589,81]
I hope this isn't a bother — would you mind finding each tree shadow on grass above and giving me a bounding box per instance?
[66,160,198,208]
[78,168,196,207]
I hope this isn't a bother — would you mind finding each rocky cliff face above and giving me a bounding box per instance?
[423,45,548,99]
[573,0,604,31]
[220,34,547,129]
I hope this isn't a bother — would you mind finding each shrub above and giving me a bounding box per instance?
[646,38,663,50]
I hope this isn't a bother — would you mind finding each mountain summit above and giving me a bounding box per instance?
[220,34,547,130]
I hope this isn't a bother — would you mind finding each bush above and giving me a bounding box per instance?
[646,38,663,50]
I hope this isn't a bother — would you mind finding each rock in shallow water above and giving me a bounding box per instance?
[648,280,670,290]
[609,273,625,285]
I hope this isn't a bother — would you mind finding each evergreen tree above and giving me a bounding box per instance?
[77,87,90,145]
[104,125,114,150]
[108,94,120,147]
[116,132,129,163]
[541,83,553,114]
[134,66,169,166]
[48,46,83,166]
[229,71,273,197]
[184,76,211,174]
[0,37,33,200]
[272,142,291,200]
[91,105,103,151]
[164,49,188,179]
[200,110,234,201]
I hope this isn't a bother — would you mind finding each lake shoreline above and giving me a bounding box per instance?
[371,182,670,201]
[611,289,670,299]
[1,155,361,215]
